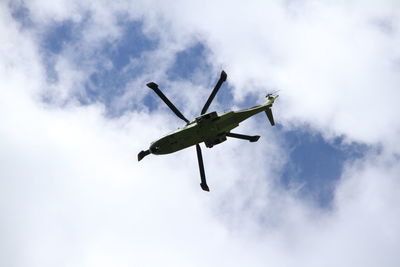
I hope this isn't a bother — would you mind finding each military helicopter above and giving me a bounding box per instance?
[138,71,278,191]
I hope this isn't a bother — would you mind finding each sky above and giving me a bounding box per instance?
[1,0,400,266]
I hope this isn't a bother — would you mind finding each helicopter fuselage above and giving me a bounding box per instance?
[149,96,277,155]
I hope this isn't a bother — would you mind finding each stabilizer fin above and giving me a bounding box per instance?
[265,108,275,126]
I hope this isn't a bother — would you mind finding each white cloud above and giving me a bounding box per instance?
[1,1,400,267]
[144,0,400,149]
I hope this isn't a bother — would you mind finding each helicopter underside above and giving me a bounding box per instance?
[149,102,270,155]
[138,70,278,191]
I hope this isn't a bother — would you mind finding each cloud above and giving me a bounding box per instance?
[144,0,400,148]
[1,1,400,267]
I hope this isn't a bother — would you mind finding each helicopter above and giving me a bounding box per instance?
[138,71,278,191]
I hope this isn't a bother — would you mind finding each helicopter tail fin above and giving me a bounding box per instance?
[263,93,278,126]
[265,107,275,126]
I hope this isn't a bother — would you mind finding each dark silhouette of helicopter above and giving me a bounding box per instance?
[138,71,278,191]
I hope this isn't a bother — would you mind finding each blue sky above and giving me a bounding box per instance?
[2,1,400,267]
[20,7,369,208]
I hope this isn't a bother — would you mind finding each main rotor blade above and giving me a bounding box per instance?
[201,70,227,115]
[138,150,150,161]
[196,144,209,192]
[146,82,189,123]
